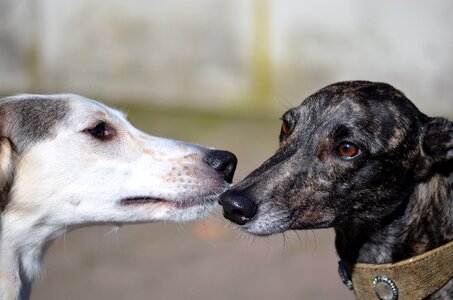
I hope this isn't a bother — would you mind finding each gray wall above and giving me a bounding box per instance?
[0,0,452,115]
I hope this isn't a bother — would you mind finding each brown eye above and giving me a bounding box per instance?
[281,120,291,135]
[338,142,360,158]
[85,122,115,141]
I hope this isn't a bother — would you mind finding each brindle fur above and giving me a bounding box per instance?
[220,81,453,299]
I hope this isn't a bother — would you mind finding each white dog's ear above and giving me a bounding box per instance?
[0,137,15,211]
[417,117,453,178]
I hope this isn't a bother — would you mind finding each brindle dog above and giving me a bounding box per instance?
[219,81,453,299]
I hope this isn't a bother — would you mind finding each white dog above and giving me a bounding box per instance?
[0,94,237,300]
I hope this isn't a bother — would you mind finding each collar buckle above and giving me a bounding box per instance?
[373,275,399,300]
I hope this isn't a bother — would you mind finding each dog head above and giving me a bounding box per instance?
[219,81,452,235]
[0,94,237,225]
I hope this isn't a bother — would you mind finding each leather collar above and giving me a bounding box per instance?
[338,240,453,300]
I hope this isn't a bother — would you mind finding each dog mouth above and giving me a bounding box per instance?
[119,196,215,208]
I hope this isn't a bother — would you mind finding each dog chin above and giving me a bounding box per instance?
[241,212,293,236]
[243,224,288,236]
[166,200,217,222]
[242,214,336,235]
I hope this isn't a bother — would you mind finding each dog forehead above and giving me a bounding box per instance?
[68,94,127,124]
[279,81,427,158]
[294,81,423,128]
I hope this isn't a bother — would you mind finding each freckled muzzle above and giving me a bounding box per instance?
[218,190,258,225]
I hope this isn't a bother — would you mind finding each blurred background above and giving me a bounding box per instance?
[1,0,452,299]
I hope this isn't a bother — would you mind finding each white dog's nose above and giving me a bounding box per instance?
[203,150,237,183]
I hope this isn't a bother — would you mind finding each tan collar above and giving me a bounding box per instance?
[338,240,453,300]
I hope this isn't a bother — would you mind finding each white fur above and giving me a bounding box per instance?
[0,94,228,300]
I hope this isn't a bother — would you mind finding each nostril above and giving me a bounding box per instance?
[230,198,257,218]
[219,191,257,225]
[204,150,238,183]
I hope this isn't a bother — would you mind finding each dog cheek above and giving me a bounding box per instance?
[293,200,336,228]
[291,162,406,227]
[334,176,412,224]
[279,178,336,228]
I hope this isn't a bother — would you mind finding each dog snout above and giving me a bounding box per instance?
[203,150,237,183]
[218,191,257,225]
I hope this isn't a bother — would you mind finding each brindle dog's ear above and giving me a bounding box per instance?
[0,137,15,211]
[417,117,453,178]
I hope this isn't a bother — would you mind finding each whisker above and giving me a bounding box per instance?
[281,232,288,254]
[310,230,317,251]
[63,224,71,266]
[276,93,294,110]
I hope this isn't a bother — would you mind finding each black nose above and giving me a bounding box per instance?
[218,191,257,225]
[204,150,237,183]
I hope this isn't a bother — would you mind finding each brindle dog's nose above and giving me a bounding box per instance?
[204,150,237,183]
[219,191,257,225]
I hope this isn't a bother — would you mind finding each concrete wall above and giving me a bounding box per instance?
[0,0,452,115]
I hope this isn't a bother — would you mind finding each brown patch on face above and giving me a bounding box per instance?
[163,169,177,182]
[178,153,197,163]
[0,138,15,212]
[95,111,107,118]
[118,132,143,154]
[138,134,154,141]
[162,164,210,184]
[387,128,405,151]
[0,138,13,187]
[163,167,185,183]
[161,153,199,163]
[143,148,156,156]
[386,104,406,151]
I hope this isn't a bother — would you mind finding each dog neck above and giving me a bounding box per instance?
[334,172,453,265]
[1,210,66,300]
[334,173,453,298]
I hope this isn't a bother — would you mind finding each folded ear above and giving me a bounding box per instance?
[0,137,15,211]
[417,117,453,177]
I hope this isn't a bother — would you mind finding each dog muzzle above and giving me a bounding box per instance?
[338,240,453,300]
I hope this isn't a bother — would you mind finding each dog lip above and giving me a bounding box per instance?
[119,197,165,206]
[119,196,214,208]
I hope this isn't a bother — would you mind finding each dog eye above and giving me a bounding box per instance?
[85,122,115,141]
[337,142,361,159]
[281,121,290,134]
[280,119,292,136]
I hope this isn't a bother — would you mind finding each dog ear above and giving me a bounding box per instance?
[417,117,453,177]
[0,137,15,212]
